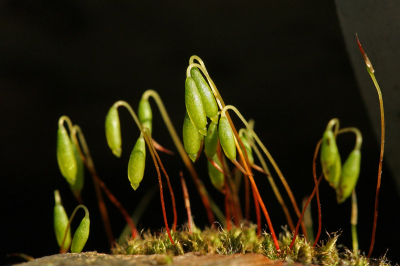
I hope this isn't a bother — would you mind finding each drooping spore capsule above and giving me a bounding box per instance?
[190,67,219,123]
[185,77,207,136]
[138,98,153,134]
[208,154,225,192]
[57,124,77,185]
[71,213,90,253]
[183,112,202,162]
[105,106,122,157]
[204,121,219,158]
[320,130,341,188]
[336,149,361,203]
[128,135,146,190]
[70,144,84,200]
[239,135,254,166]
[54,190,71,250]
[218,116,236,160]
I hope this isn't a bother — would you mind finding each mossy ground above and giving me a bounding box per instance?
[112,223,392,265]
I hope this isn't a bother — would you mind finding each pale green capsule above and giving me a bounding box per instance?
[336,150,361,203]
[138,98,153,134]
[105,106,122,157]
[204,121,219,158]
[53,190,71,250]
[57,125,77,185]
[185,77,207,136]
[190,67,219,123]
[128,136,146,190]
[208,154,224,192]
[320,130,341,188]
[183,112,202,162]
[240,135,254,166]
[70,144,84,200]
[71,215,90,253]
[218,116,236,160]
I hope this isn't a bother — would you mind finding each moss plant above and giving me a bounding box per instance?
[112,224,385,265]
[53,43,393,265]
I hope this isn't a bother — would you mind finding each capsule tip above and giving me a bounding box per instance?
[188,154,197,163]
[131,183,140,190]
[210,116,219,124]
[199,128,207,136]
[112,148,122,158]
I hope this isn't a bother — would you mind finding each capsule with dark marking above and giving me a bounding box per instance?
[320,130,341,188]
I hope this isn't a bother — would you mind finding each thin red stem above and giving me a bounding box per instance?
[180,172,193,234]
[290,175,323,249]
[92,174,138,238]
[151,143,178,231]
[245,176,250,222]
[312,140,323,247]
[89,170,114,247]
[224,180,232,231]
[143,133,174,244]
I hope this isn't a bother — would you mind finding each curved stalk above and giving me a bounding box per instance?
[59,116,74,134]
[72,126,139,240]
[141,90,225,226]
[356,35,385,258]
[60,204,89,254]
[337,127,363,151]
[114,101,175,244]
[61,118,113,247]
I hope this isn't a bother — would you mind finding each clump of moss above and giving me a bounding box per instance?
[112,223,391,265]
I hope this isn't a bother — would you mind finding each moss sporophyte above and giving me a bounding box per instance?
[52,38,391,265]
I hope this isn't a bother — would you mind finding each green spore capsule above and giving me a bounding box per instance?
[239,135,254,166]
[53,190,71,250]
[57,124,77,185]
[138,98,153,134]
[336,149,361,203]
[208,154,225,192]
[204,121,219,158]
[70,144,84,200]
[105,106,122,157]
[320,130,341,188]
[185,77,207,136]
[190,67,219,123]
[71,209,90,253]
[128,135,146,190]
[183,112,202,162]
[218,116,236,160]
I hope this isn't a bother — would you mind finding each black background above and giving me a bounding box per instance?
[1,1,399,265]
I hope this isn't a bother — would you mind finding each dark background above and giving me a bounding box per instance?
[1,1,399,265]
